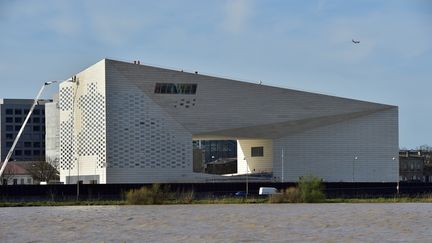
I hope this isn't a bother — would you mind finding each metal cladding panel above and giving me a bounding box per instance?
[273,107,399,182]
[105,59,394,139]
[105,62,193,183]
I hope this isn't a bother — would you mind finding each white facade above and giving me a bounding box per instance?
[58,59,399,184]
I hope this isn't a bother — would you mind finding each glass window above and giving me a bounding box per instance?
[24,142,32,147]
[15,117,22,123]
[33,109,40,115]
[251,146,264,157]
[14,109,22,115]
[27,178,32,184]
[24,109,29,114]
[15,126,21,131]
[24,150,32,156]
[33,150,41,156]
[13,179,17,185]
[6,109,13,115]
[5,117,13,123]
[33,142,41,148]
[6,134,13,139]
[33,117,40,123]
[6,142,13,147]
[20,178,24,184]
[154,83,197,94]
[15,150,22,156]
[6,125,13,131]
[33,126,40,132]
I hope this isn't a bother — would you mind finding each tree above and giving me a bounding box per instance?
[26,160,59,183]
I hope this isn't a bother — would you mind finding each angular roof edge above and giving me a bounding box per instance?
[99,58,397,108]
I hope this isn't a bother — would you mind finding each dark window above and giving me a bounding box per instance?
[33,117,40,123]
[24,109,29,114]
[24,150,31,156]
[15,126,21,131]
[6,125,13,131]
[24,142,32,148]
[5,117,13,123]
[6,142,13,147]
[6,134,13,139]
[6,109,13,115]
[14,109,22,115]
[154,83,197,94]
[33,109,40,115]
[15,150,22,156]
[13,179,17,185]
[33,142,41,148]
[33,150,41,156]
[251,146,264,157]
[33,126,40,132]
[15,117,22,123]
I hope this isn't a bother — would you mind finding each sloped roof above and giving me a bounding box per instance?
[104,59,396,139]
[0,162,31,175]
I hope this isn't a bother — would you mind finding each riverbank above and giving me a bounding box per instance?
[2,196,432,207]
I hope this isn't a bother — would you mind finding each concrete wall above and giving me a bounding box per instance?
[45,95,59,167]
[237,139,273,174]
[272,107,399,182]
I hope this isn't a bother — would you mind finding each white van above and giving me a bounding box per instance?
[259,187,278,195]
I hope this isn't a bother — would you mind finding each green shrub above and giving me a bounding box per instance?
[298,175,325,203]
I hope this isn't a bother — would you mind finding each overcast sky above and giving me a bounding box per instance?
[0,0,431,149]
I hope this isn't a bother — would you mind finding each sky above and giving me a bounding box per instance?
[0,0,431,149]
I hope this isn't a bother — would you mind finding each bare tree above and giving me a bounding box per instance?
[26,160,59,183]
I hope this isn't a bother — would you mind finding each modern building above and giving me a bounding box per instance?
[0,99,49,162]
[399,150,426,182]
[57,59,399,184]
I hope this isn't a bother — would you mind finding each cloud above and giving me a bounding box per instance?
[222,0,253,33]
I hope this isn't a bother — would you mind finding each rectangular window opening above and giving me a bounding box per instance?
[251,146,264,157]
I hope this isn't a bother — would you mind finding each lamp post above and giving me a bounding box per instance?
[0,81,58,178]
[244,156,249,197]
[352,156,358,182]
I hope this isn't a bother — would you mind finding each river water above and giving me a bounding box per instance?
[1,203,432,242]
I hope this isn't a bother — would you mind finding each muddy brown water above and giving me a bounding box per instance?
[1,203,432,242]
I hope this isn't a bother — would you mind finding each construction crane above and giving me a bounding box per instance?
[0,81,58,178]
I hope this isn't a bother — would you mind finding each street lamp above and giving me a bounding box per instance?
[0,81,59,178]
[352,156,358,182]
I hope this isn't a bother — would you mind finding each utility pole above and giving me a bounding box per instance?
[281,148,284,183]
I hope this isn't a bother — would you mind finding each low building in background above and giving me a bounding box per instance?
[0,162,34,185]
[399,150,432,182]
[56,59,399,184]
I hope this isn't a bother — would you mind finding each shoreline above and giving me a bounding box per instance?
[2,197,432,207]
